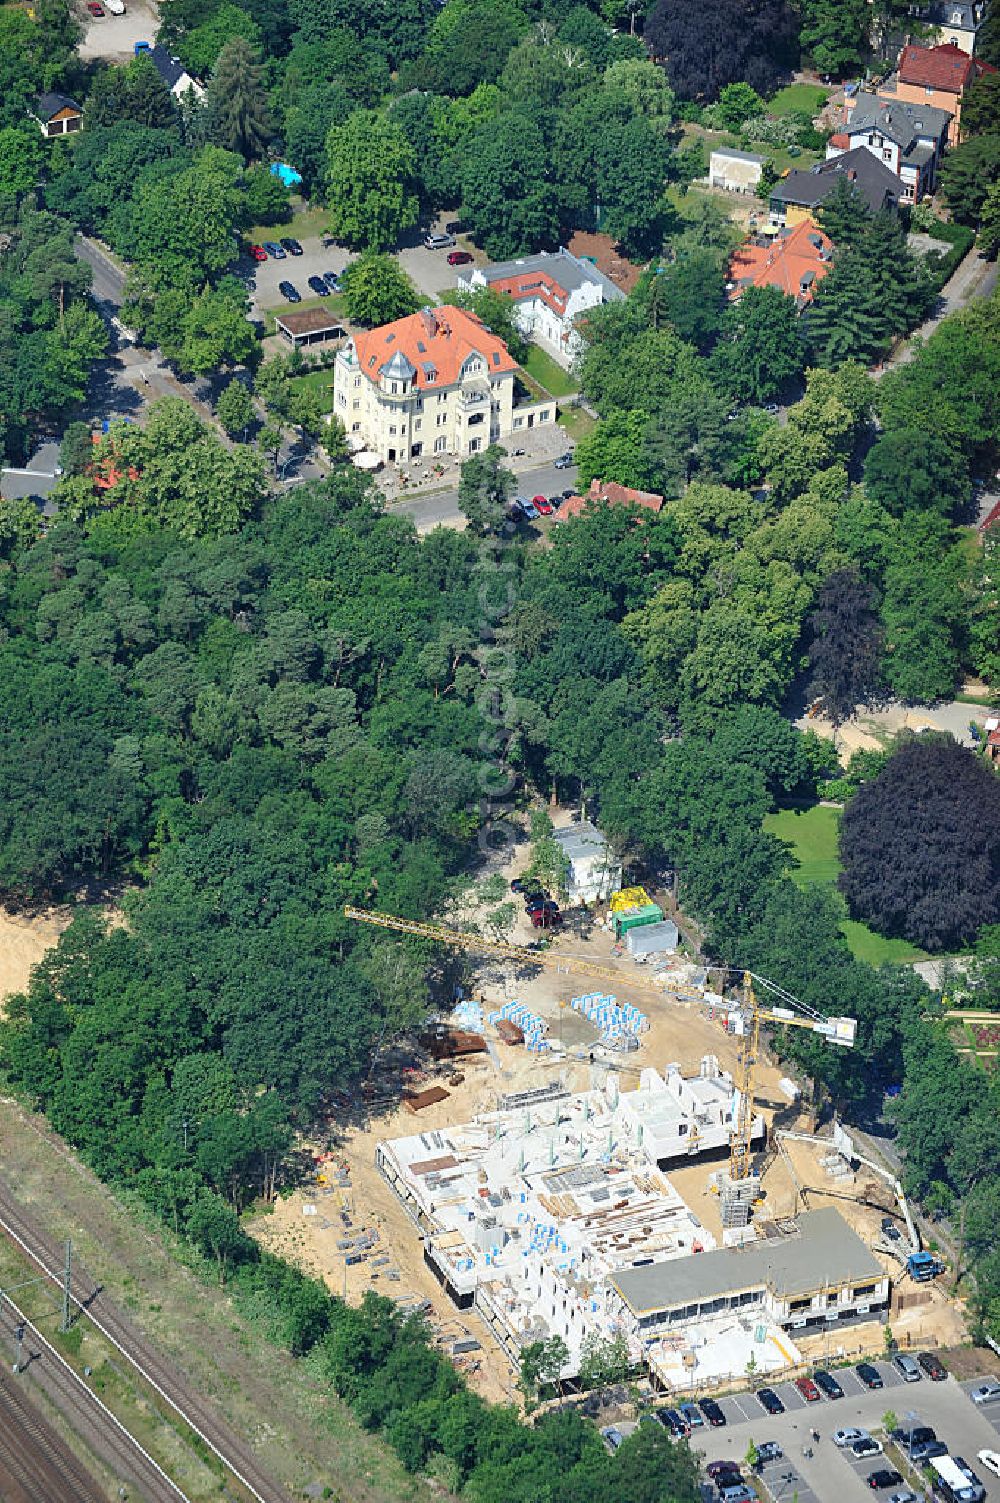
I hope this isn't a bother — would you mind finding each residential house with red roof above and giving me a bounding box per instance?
[334,305,555,465]
[457,248,625,369]
[726,218,834,310]
[554,478,664,522]
[888,43,995,144]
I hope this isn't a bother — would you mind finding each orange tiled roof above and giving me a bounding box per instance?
[352,306,518,392]
[489,271,571,317]
[727,218,834,307]
[555,478,664,521]
[829,131,850,149]
[897,42,994,91]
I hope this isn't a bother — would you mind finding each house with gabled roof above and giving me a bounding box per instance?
[29,92,82,137]
[831,90,952,201]
[768,148,902,229]
[457,248,624,369]
[727,218,834,310]
[333,305,555,465]
[147,45,206,100]
[888,42,995,144]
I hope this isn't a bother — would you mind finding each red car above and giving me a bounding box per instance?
[447,250,473,266]
[249,244,268,262]
[87,2,105,14]
[532,494,553,515]
[531,908,562,928]
[796,1377,821,1402]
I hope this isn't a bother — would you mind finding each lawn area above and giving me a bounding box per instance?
[763,805,929,964]
[244,201,329,246]
[681,126,821,180]
[288,367,334,397]
[522,343,580,398]
[558,404,596,443]
[768,82,830,117]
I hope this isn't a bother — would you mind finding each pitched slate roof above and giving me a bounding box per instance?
[845,91,952,150]
[728,218,834,308]
[774,148,902,215]
[351,305,518,391]
[32,91,82,120]
[148,45,193,90]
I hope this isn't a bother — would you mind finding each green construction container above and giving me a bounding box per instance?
[613,903,663,938]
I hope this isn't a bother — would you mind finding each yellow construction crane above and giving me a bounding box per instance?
[343,907,856,1184]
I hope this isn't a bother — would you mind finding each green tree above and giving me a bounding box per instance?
[59,420,95,477]
[712,285,805,404]
[186,1191,246,1281]
[800,0,871,74]
[864,429,969,518]
[716,82,765,129]
[650,251,726,351]
[325,111,419,251]
[460,115,564,260]
[457,444,515,534]
[0,126,46,200]
[575,410,652,490]
[340,252,420,327]
[807,212,930,367]
[120,145,246,290]
[939,134,1000,223]
[881,516,964,702]
[440,284,528,363]
[216,379,255,437]
[179,2,262,76]
[205,36,272,163]
[979,181,1000,255]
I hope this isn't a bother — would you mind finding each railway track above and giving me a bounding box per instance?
[0,1297,183,1502]
[0,1178,286,1503]
[0,1375,105,1503]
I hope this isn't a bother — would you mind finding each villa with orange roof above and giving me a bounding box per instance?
[727,219,834,310]
[334,305,555,466]
[457,248,625,368]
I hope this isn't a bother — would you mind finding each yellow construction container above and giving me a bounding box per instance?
[609,886,651,913]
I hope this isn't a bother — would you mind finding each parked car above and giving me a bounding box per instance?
[891,1426,935,1448]
[553,452,574,469]
[867,1471,903,1490]
[510,879,542,895]
[87,3,105,14]
[910,1441,947,1463]
[105,0,125,12]
[517,497,539,520]
[893,1354,921,1383]
[707,1462,742,1481]
[757,1389,784,1415]
[834,1429,870,1448]
[813,1370,844,1400]
[852,1439,884,1459]
[917,1352,947,1381]
[795,1377,821,1403]
[307,275,330,296]
[763,403,780,414]
[857,1362,884,1389]
[970,1378,1000,1404]
[263,241,285,259]
[718,1487,755,1503]
[532,494,553,515]
[249,244,268,262]
[278,281,301,302]
[754,1443,783,1466]
[953,1457,985,1492]
[322,272,342,292]
[662,1408,689,1438]
[680,1403,705,1429]
[601,1426,624,1452]
[280,237,303,256]
[881,1217,901,1241]
[977,1451,1000,1479]
[887,1493,918,1503]
[548,496,564,509]
[700,1399,726,1427]
[447,249,473,266]
[424,232,455,249]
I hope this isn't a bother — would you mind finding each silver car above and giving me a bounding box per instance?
[893,1353,921,1382]
[971,1378,1000,1404]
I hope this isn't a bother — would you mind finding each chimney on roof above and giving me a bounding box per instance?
[848,169,857,180]
[420,307,437,339]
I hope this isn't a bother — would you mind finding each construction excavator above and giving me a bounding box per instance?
[343,906,857,1188]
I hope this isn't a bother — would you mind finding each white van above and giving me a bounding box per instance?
[106,0,126,13]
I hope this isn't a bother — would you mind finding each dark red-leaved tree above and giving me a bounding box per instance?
[645,0,800,102]
[839,735,1000,952]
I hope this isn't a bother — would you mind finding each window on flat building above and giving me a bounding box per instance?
[434,436,447,453]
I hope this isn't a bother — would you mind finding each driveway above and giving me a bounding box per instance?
[688,1359,1000,1503]
[78,0,159,59]
[880,248,1000,373]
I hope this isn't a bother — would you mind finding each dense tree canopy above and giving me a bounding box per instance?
[839,736,1000,951]
[645,0,799,101]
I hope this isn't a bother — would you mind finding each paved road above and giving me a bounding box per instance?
[393,458,578,532]
[687,1359,1000,1503]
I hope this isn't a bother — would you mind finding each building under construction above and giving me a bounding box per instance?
[376,1062,884,1386]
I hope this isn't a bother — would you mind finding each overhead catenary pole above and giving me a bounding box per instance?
[61,1239,72,1332]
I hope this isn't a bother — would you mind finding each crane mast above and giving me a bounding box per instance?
[343,906,856,1186]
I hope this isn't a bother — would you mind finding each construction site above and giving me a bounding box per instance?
[252,857,968,1403]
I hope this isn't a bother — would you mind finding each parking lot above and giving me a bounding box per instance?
[77,0,158,59]
[248,234,474,316]
[687,1359,1000,1503]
